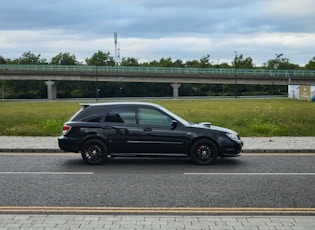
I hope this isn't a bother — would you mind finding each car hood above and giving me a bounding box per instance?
[190,122,238,135]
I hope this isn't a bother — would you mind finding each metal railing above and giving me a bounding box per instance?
[1,64,315,77]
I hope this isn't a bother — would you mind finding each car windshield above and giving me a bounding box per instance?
[156,105,190,126]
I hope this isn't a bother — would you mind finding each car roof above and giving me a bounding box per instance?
[77,101,190,126]
[80,102,161,108]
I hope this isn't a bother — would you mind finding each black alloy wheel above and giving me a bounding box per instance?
[81,139,108,165]
[190,139,218,165]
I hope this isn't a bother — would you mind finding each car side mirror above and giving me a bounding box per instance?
[171,120,178,130]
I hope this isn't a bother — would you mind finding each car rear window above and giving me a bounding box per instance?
[71,106,106,122]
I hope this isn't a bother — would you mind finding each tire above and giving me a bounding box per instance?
[190,139,218,165]
[81,139,108,165]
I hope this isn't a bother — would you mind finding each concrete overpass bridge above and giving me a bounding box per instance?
[1,64,315,99]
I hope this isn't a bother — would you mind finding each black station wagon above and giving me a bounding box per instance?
[58,102,243,165]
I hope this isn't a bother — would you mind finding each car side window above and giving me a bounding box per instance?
[138,107,172,125]
[74,106,105,122]
[105,107,136,124]
[82,116,103,122]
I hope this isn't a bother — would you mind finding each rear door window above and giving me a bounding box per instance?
[105,107,136,124]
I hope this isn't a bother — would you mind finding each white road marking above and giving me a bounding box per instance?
[0,172,94,175]
[184,172,315,175]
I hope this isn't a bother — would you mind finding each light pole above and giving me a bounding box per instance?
[234,51,238,99]
[114,32,118,66]
[95,65,98,101]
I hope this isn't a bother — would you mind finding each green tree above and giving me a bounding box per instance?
[147,60,160,67]
[158,57,173,67]
[263,54,299,70]
[0,56,6,64]
[199,54,212,68]
[185,55,213,68]
[185,59,200,68]
[144,57,184,67]
[233,54,254,68]
[3,80,46,99]
[85,51,115,66]
[305,57,315,70]
[17,51,47,64]
[218,62,231,68]
[120,57,139,66]
[173,59,184,67]
[50,52,78,65]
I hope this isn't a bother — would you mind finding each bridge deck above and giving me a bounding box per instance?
[1,64,315,86]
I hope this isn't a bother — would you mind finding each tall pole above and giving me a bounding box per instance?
[114,32,117,66]
[234,51,238,99]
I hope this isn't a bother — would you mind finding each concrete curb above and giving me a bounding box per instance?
[0,149,64,153]
[242,149,315,153]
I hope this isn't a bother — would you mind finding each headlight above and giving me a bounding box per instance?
[226,133,241,144]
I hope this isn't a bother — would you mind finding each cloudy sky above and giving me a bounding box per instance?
[1,0,314,66]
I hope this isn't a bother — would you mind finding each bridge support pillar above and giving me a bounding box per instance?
[45,80,57,100]
[171,83,181,98]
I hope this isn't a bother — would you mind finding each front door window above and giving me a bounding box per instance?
[138,107,172,126]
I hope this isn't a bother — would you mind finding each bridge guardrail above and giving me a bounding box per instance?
[0,64,315,77]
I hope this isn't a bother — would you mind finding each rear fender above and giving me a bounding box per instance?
[80,134,108,151]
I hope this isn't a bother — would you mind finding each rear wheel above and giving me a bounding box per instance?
[81,139,108,165]
[190,139,218,165]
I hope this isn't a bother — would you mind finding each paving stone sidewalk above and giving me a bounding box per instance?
[0,215,314,230]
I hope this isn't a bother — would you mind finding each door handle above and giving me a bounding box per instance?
[143,128,152,131]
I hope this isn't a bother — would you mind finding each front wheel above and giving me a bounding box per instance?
[81,139,108,165]
[190,139,218,165]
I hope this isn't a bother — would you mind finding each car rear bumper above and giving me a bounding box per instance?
[58,136,81,153]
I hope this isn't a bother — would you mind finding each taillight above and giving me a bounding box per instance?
[62,125,72,135]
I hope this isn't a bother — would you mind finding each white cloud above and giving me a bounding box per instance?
[0,0,314,66]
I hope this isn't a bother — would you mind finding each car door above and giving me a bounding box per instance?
[136,106,187,154]
[101,106,140,153]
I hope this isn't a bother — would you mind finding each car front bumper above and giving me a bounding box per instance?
[220,140,243,157]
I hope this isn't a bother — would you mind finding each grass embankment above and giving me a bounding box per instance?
[0,99,314,137]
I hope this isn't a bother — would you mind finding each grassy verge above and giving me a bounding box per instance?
[0,99,314,137]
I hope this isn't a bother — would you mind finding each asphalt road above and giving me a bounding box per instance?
[0,152,314,214]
